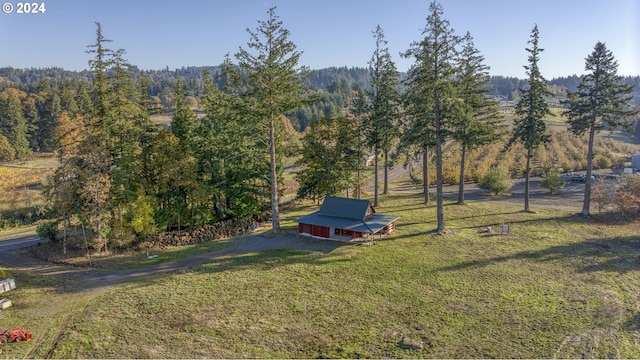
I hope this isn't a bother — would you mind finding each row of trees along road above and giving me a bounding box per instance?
[40,3,639,246]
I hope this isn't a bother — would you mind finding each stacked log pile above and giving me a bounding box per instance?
[136,218,260,250]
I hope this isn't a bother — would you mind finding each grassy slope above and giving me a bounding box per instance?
[3,192,639,358]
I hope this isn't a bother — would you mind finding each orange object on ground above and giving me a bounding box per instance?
[0,328,32,345]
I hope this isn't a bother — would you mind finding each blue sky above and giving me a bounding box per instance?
[1,0,638,78]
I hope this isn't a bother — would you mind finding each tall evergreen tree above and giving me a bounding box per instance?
[349,89,370,200]
[0,90,30,158]
[403,1,460,232]
[171,77,198,148]
[32,80,62,151]
[295,115,359,202]
[235,7,308,233]
[139,71,163,116]
[47,22,153,251]
[453,32,503,205]
[194,65,267,222]
[563,42,637,216]
[506,25,551,213]
[367,25,401,205]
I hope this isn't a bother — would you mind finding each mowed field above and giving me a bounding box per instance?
[2,186,640,358]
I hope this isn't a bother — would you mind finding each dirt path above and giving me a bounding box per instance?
[0,234,348,291]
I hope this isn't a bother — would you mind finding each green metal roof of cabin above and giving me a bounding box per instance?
[295,212,399,234]
[295,196,399,235]
[317,196,372,220]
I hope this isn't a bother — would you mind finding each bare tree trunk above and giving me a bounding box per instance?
[582,122,597,216]
[436,132,444,233]
[374,146,379,207]
[269,117,280,233]
[423,151,430,204]
[356,156,361,200]
[524,149,531,212]
[457,144,466,205]
[383,149,389,195]
[435,93,445,233]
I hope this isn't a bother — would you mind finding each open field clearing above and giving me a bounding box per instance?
[0,155,57,234]
[1,191,640,358]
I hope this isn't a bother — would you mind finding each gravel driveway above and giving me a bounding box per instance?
[0,233,349,291]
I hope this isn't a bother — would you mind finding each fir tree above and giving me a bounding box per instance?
[563,41,638,216]
[235,7,308,233]
[403,1,460,232]
[349,89,370,200]
[0,90,30,158]
[367,25,400,205]
[295,115,359,202]
[452,32,503,205]
[171,77,198,150]
[506,25,551,213]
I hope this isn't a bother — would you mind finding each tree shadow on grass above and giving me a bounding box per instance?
[435,235,640,274]
[452,213,583,231]
[392,213,583,241]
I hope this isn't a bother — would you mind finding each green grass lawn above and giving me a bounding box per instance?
[2,193,640,358]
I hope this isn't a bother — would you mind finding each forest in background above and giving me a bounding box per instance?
[2,66,639,133]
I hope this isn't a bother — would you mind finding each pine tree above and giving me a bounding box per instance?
[563,41,637,216]
[0,90,30,158]
[139,71,163,116]
[403,1,460,232]
[47,22,154,251]
[453,32,503,205]
[367,25,400,205]
[235,7,308,233]
[506,25,551,213]
[196,66,267,221]
[171,77,198,149]
[295,115,359,201]
[349,89,370,200]
[32,80,62,151]
[0,134,15,161]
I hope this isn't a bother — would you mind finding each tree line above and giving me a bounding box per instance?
[2,68,638,159]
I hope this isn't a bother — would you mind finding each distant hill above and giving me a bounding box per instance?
[1,66,638,106]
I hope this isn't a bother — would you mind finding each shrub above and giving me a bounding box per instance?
[540,168,565,194]
[591,181,612,214]
[595,155,611,170]
[479,167,513,195]
[36,220,59,241]
[613,175,640,213]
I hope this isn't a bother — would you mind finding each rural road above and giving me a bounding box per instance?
[0,236,48,251]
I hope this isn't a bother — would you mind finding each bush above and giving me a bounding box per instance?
[540,168,565,194]
[595,155,611,170]
[479,167,513,195]
[36,220,59,241]
[613,175,640,213]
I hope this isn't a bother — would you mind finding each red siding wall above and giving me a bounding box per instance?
[299,223,330,238]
